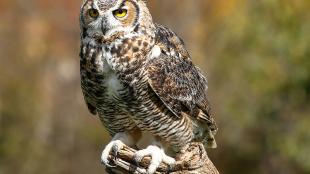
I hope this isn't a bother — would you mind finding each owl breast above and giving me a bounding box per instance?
[105,73,125,98]
[80,44,137,134]
[81,45,127,100]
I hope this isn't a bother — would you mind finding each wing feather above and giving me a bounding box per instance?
[146,24,215,124]
[146,54,212,122]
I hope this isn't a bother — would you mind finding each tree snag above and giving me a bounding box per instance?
[105,142,219,174]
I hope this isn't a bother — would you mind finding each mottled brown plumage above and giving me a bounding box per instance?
[79,0,217,173]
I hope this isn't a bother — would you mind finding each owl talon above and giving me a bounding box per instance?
[133,145,175,174]
[101,160,117,168]
[101,140,125,168]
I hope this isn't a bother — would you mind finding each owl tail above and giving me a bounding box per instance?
[196,109,218,148]
[203,129,217,149]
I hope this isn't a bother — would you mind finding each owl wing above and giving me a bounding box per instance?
[146,54,213,123]
[146,24,215,125]
[80,43,98,116]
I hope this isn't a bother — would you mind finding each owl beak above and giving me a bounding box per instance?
[101,23,108,36]
[101,17,111,36]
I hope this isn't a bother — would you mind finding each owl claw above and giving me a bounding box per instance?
[101,140,125,168]
[133,145,175,174]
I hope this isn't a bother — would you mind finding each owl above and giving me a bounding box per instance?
[79,0,217,173]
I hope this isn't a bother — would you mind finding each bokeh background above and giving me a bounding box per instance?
[1,0,310,174]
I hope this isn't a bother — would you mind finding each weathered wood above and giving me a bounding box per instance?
[105,142,219,174]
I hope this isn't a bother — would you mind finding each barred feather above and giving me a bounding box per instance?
[79,0,217,149]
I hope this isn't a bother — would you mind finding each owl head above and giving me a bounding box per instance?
[80,0,154,39]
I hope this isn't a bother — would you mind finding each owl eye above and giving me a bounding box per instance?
[88,9,99,18]
[113,9,127,19]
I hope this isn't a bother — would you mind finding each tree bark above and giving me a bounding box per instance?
[105,142,219,174]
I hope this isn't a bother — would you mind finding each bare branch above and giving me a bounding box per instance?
[105,142,219,174]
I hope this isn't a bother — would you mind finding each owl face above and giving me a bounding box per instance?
[80,0,151,39]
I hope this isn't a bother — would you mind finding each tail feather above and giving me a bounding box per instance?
[203,128,217,149]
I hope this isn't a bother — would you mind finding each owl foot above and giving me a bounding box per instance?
[133,145,175,174]
[101,140,125,168]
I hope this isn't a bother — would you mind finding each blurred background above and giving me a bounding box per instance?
[0,0,309,174]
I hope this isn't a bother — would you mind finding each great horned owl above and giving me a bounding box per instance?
[79,0,217,173]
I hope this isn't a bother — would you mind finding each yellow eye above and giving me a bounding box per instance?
[113,9,127,18]
[88,9,99,18]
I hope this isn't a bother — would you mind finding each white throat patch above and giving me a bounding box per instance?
[150,45,161,59]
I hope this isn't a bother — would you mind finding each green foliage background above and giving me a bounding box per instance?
[0,0,309,174]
